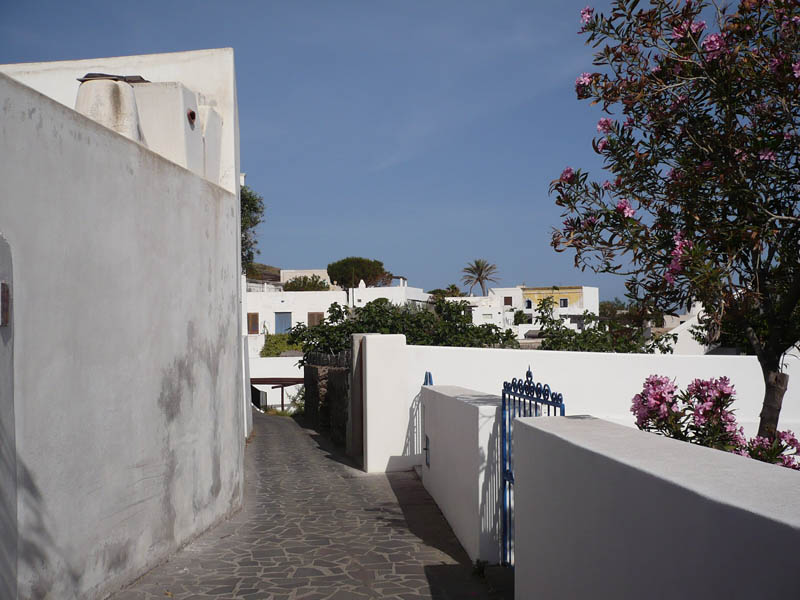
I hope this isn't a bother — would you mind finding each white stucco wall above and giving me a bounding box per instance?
[420,386,502,564]
[360,335,800,472]
[350,284,430,307]
[513,416,800,598]
[280,269,331,285]
[0,71,243,599]
[0,235,16,600]
[0,48,240,194]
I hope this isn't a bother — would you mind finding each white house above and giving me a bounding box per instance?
[243,277,432,357]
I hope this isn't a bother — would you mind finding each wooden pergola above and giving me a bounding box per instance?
[250,377,304,411]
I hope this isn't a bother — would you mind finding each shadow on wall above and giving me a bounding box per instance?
[385,391,423,471]
[0,417,16,600]
[14,457,82,598]
[478,409,503,564]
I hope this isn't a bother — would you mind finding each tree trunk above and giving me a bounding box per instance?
[757,370,790,439]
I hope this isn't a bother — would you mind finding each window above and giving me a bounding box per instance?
[559,298,569,308]
[504,296,512,306]
[275,312,292,334]
[525,299,532,309]
[308,312,324,327]
[247,312,259,334]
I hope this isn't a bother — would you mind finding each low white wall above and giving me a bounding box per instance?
[247,333,265,357]
[420,386,502,564]
[513,416,800,598]
[360,335,800,472]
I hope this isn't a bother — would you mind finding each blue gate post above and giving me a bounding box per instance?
[501,368,565,566]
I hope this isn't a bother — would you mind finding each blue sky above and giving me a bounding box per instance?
[1,0,631,299]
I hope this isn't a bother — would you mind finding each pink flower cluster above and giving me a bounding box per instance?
[580,6,593,25]
[632,375,800,470]
[664,232,693,285]
[560,167,575,183]
[794,62,800,78]
[616,198,635,218]
[597,117,614,134]
[575,72,593,97]
[631,375,679,428]
[686,377,746,447]
[759,149,776,161]
[597,138,608,152]
[671,20,706,39]
[702,33,727,59]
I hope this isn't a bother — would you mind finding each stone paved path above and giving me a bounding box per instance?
[111,413,511,600]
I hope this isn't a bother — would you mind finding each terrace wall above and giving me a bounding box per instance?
[360,335,800,472]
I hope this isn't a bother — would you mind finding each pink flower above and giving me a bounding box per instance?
[616,198,635,218]
[602,180,613,190]
[702,33,727,59]
[664,232,692,284]
[580,6,594,25]
[690,21,707,35]
[597,117,614,134]
[793,61,800,78]
[630,375,679,428]
[672,20,706,39]
[779,430,800,452]
[575,72,593,97]
[560,167,575,183]
[597,138,608,152]
[759,150,776,161]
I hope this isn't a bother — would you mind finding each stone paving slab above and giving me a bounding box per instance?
[110,412,512,600]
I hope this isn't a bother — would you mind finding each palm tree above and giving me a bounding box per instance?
[445,283,463,297]
[461,259,499,296]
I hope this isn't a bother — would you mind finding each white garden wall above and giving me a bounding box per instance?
[360,335,800,472]
[513,416,800,598]
[0,67,243,599]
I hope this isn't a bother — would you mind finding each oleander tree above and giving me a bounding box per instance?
[551,0,800,439]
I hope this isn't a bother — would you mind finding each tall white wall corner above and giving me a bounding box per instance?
[242,335,253,438]
[362,334,417,473]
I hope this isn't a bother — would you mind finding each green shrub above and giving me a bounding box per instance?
[260,333,303,357]
[288,298,518,362]
[283,275,330,291]
[514,310,532,325]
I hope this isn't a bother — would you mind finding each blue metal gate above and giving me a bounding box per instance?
[501,368,565,566]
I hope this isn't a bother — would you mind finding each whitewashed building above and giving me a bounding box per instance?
[243,277,431,357]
